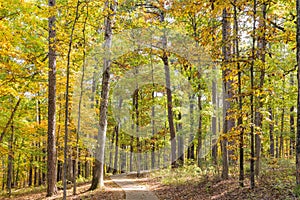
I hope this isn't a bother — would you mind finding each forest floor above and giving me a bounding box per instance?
[0,177,125,200]
[0,159,298,200]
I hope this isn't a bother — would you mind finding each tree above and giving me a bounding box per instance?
[63,0,80,198]
[160,9,177,169]
[250,0,257,189]
[90,0,116,190]
[254,1,267,177]
[233,0,244,187]
[221,7,233,180]
[47,0,58,196]
[296,0,300,186]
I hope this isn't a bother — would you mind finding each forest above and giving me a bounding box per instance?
[1,0,300,199]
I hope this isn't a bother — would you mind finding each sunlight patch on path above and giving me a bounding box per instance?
[111,174,159,200]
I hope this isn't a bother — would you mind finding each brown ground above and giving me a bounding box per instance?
[1,164,298,200]
[0,177,125,200]
[142,171,298,200]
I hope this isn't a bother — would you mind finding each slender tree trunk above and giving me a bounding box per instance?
[74,3,88,194]
[121,143,126,173]
[254,2,267,177]
[29,157,33,187]
[176,112,184,166]
[108,132,115,173]
[63,1,80,198]
[276,129,279,158]
[158,12,177,168]
[296,0,300,185]
[7,124,13,196]
[269,107,275,157]
[188,95,195,160]
[250,0,257,189]
[113,125,119,175]
[85,153,90,179]
[162,52,177,168]
[130,136,133,172]
[90,0,116,190]
[291,105,295,156]
[221,7,233,180]
[280,108,285,158]
[211,73,217,165]
[151,104,156,169]
[197,90,203,167]
[291,74,296,156]
[233,0,244,187]
[134,85,141,177]
[210,0,218,167]
[47,0,57,196]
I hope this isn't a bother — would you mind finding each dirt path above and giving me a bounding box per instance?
[111,173,159,200]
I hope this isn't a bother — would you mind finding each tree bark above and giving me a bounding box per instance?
[280,107,285,158]
[74,0,88,194]
[269,107,275,157]
[290,75,295,156]
[188,95,195,160]
[107,131,115,173]
[7,124,13,196]
[197,90,203,167]
[221,7,233,180]
[254,2,267,177]
[296,0,300,185]
[90,0,116,190]
[233,0,244,187]
[113,125,119,175]
[151,104,156,169]
[134,86,141,177]
[63,0,80,198]
[250,0,257,189]
[176,112,184,166]
[47,0,57,196]
[130,136,133,172]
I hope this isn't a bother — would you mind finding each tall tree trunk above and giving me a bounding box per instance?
[254,2,267,177]
[177,112,184,166]
[120,143,126,173]
[164,56,177,168]
[90,0,116,190]
[29,157,33,186]
[134,85,141,177]
[159,12,177,168]
[280,107,285,158]
[162,58,177,167]
[74,2,88,194]
[130,136,133,172]
[296,0,300,185]
[85,153,90,179]
[250,0,257,189]
[291,74,296,156]
[188,95,195,160]
[197,90,203,167]
[47,0,57,196]
[211,71,217,165]
[113,125,119,175]
[7,124,13,196]
[151,104,156,169]
[221,7,233,180]
[269,107,275,157]
[210,0,218,167]
[233,0,244,187]
[63,1,80,198]
[107,132,115,173]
